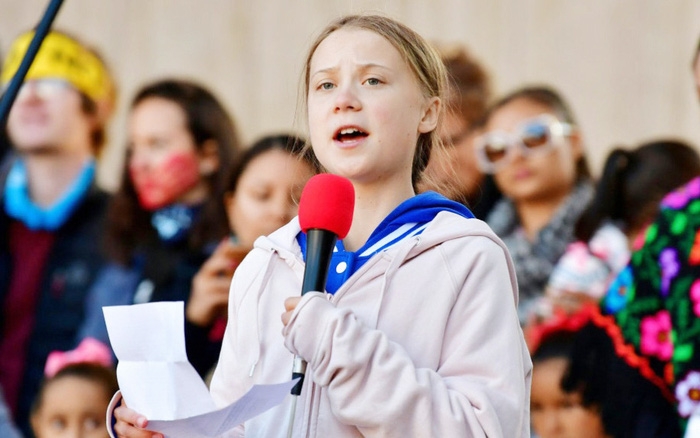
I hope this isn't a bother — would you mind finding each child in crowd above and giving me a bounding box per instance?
[185,134,318,375]
[78,79,241,376]
[528,305,681,437]
[31,338,118,438]
[479,86,594,324]
[113,14,530,437]
[546,139,700,314]
[528,308,608,438]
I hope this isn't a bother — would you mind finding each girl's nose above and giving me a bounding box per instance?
[334,85,361,112]
[129,153,146,172]
[128,147,152,172]
[15,81,42,103]
[539,411,563,437]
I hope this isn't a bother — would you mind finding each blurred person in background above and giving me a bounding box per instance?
[527,308,609,438]
[0,29,115,436]
[77,78,241,377]
[589,36,700,436]
[420,43,501,219]
[30,339,117,438]
[546,139,700,315]
[527,305,681,437]
[185,133,318,376]
[600,175,700,436]
[480,86,593,325]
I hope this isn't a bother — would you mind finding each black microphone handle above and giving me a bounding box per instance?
[291,228,337,396]
[301,228,338,294]
[0,0,66,128]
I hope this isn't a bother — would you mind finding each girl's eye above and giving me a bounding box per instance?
[84,416,100,430]
[365,78,381,86]
[318,82,334,91]
[251,189,271,202]
[50,417,67,430]
[150,138,168,149]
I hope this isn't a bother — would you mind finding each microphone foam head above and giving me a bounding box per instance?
[299,174,354,238]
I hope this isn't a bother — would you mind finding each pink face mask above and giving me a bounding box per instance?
[129,151,202,211]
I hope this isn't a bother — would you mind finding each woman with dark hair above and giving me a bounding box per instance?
[547,140,700,313]
[479,85,593,324]
[106,79,239,262]
[78,78,242,376]
[185,133,317,375]
[528,305,681,438]
[221,134,319,247]
[597,175,700,435]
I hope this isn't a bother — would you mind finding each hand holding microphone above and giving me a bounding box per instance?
[285,173,354,396]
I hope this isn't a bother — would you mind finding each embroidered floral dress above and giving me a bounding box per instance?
[602,176,700,432]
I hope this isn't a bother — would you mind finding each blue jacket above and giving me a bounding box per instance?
[0,184,109,436]
[80,238,220,377]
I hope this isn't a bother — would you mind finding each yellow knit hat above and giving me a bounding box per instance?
[1,30,113,104]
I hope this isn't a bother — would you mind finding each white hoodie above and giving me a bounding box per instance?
[210,211,531,437]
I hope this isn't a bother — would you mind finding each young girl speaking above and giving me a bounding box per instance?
[113,14,531,437]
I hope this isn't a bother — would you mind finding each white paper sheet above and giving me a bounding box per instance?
[104,302,297,437]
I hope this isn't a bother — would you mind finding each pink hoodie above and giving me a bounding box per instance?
[210,211,531,437]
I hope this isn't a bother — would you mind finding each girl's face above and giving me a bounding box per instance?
[306,27,439,189]
[128,97,216,211]
[226,148,315,248]
[484,98,581,204]
[531,357,608,438]
[31,376,111,438]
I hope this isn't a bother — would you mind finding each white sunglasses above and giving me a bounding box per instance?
[474,114,574,174]
[4,78,73,101]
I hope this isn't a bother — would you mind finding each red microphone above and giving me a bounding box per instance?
[291,173,354,396]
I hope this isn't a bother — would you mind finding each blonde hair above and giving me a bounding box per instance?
[302,14,448,188]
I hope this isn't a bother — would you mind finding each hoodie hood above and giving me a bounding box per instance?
[362,191,473,251]
[295,191,474,293]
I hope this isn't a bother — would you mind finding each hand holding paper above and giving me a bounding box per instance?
[104,302,297,438]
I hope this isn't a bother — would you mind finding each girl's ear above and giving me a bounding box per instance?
[30,408,42,436]
[568,129,584,161]
[224,190,239,232]
[198,139,221,176]
[418,97,441,134]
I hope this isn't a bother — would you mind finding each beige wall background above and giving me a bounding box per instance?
[1,0,699,191]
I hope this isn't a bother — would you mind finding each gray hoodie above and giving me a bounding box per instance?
[210,211,531,437]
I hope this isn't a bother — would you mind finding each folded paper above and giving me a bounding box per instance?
[104,301,296,437]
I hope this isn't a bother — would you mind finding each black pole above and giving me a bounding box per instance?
[0,0,66,128]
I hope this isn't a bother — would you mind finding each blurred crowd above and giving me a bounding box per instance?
[0,24,699,438]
